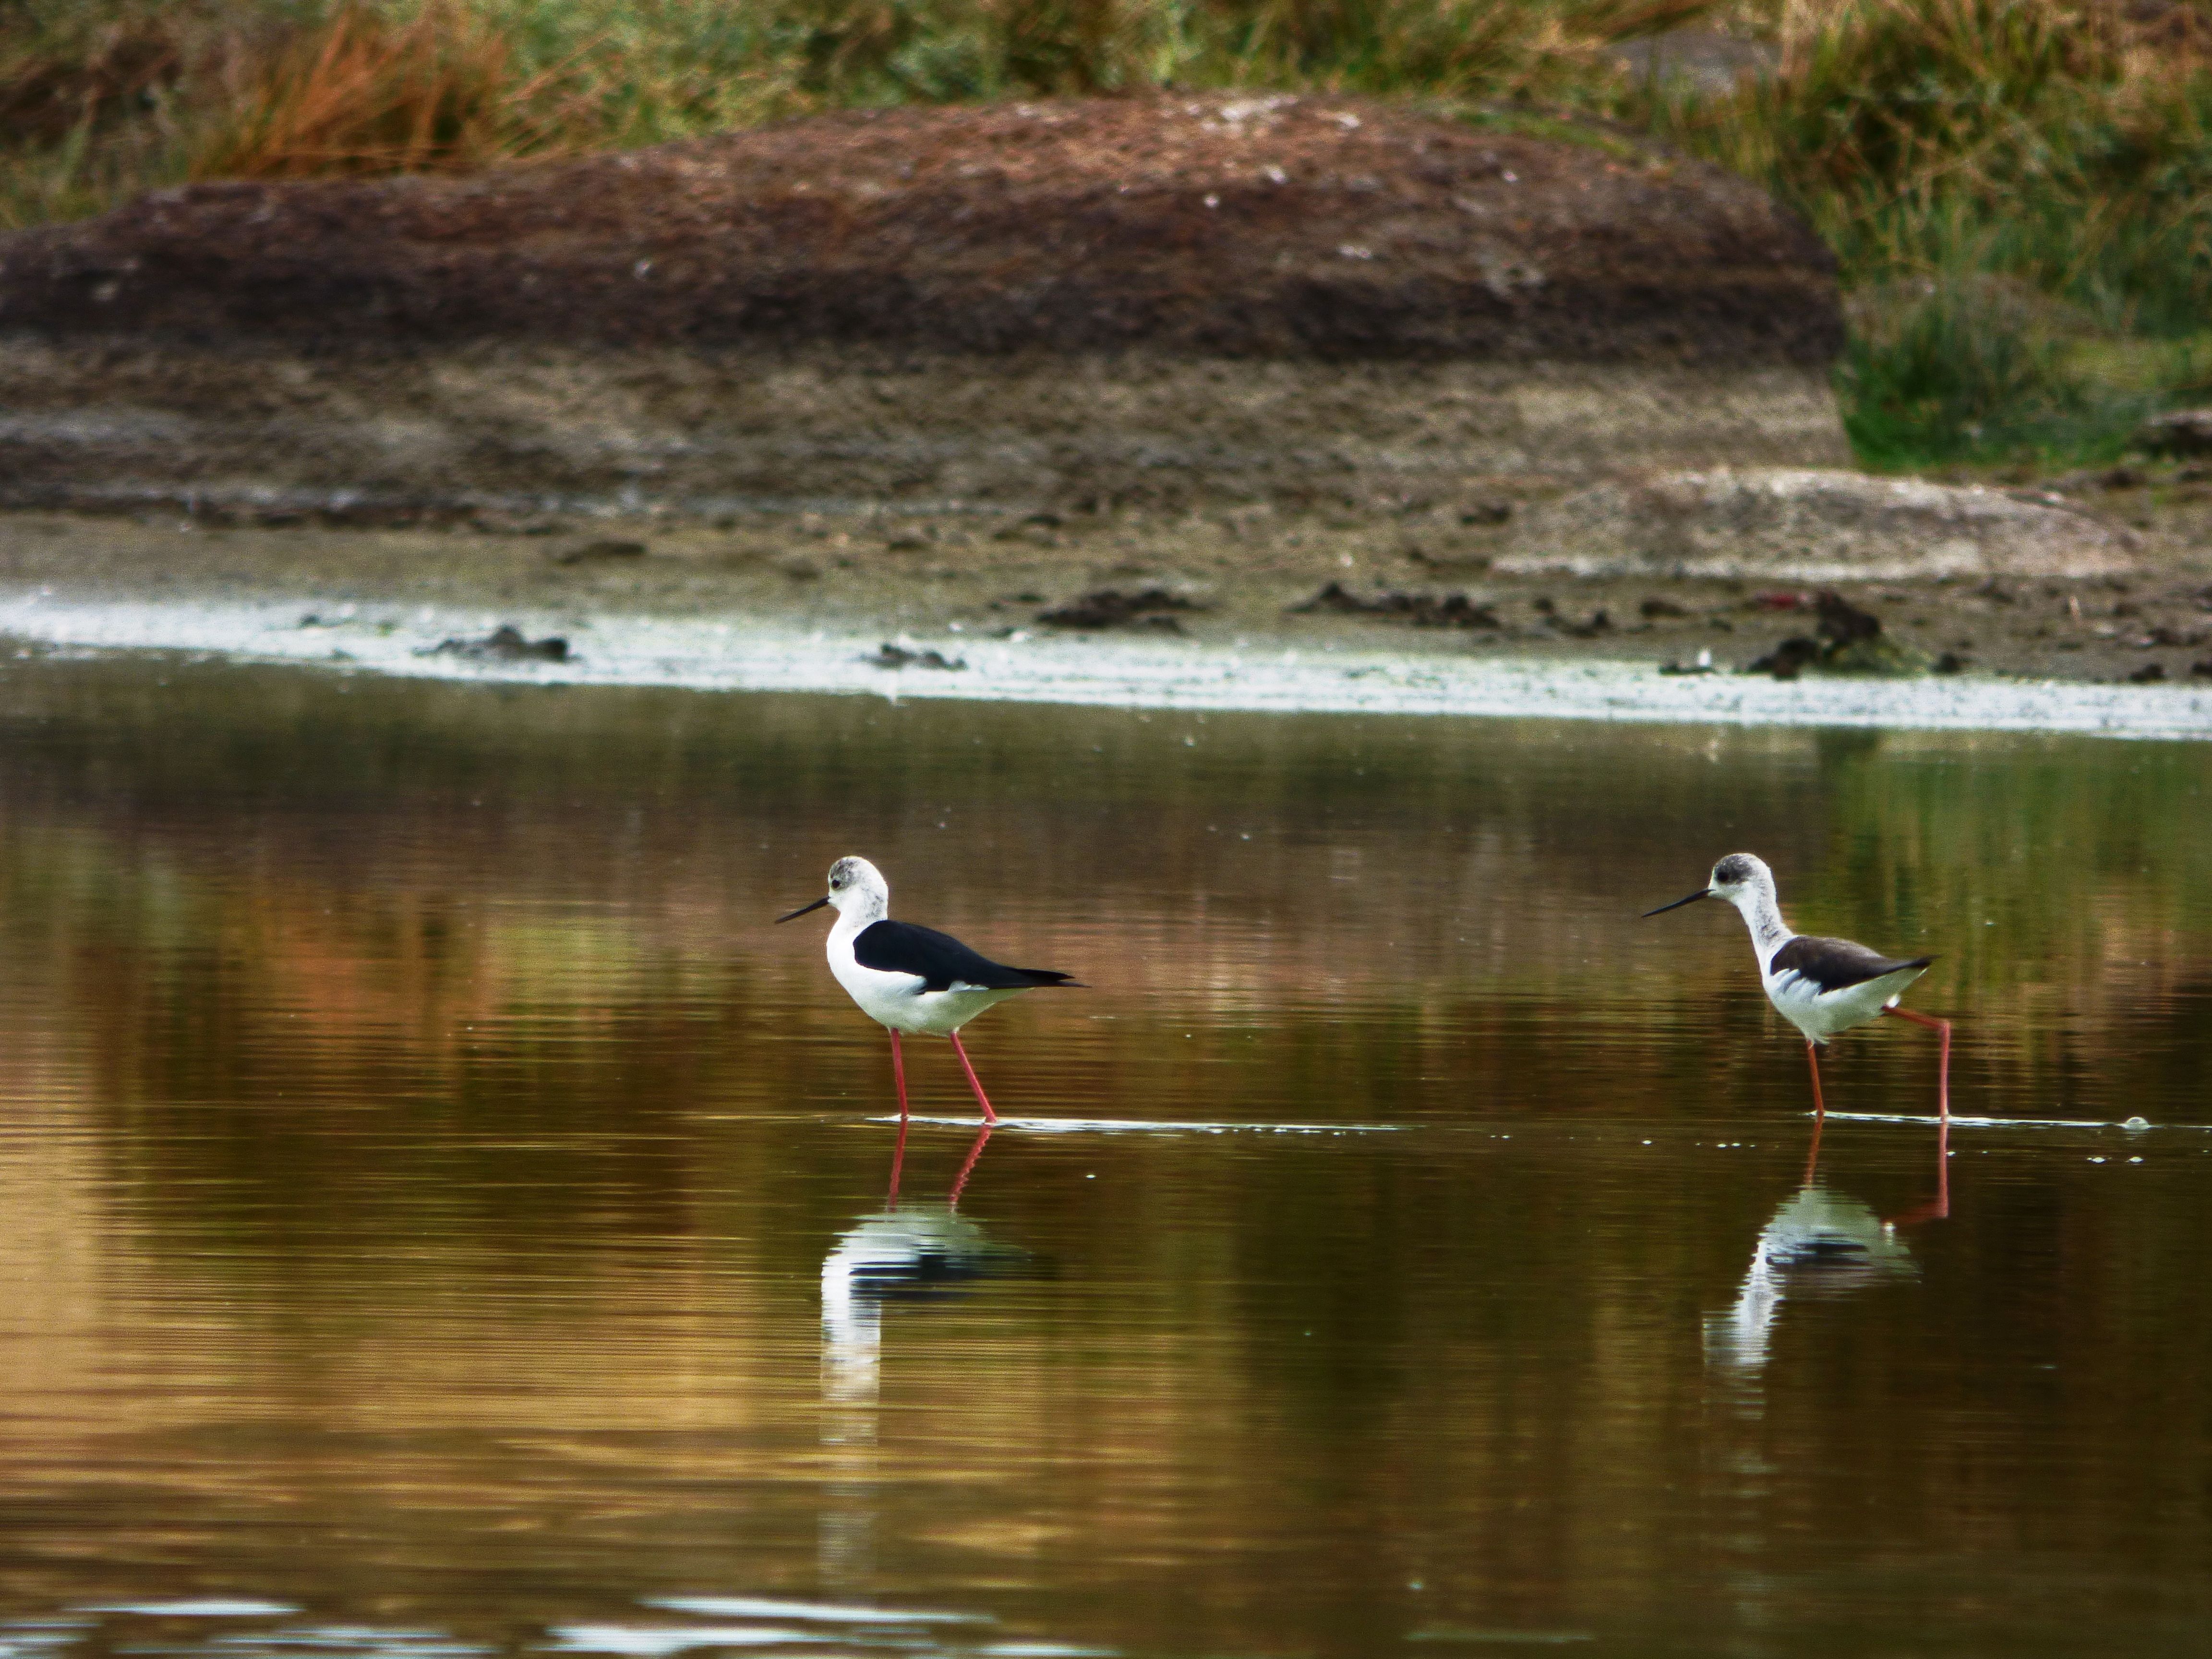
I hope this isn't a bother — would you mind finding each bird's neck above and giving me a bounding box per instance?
[1731,886,1792,957]
[829,897,887,938]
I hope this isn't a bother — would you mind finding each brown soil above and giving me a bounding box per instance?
[0,341,1849,521]
[0,93,1839,365]
[7,484,2209,686]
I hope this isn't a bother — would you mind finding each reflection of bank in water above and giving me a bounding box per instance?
[1704,1184,1918,1374]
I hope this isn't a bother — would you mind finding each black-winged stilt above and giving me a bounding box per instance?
[777,855,1081,1124]
[1645,853,1953,1123]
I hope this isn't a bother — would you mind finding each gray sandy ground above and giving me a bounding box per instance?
[5,488,2210,688]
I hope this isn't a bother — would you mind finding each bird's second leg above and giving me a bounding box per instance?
[947,1030,1000,1126]
[1881,1006,1952,1122]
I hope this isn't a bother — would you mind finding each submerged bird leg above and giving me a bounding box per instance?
[1881,1006,1952,1122]
[948,1029,1000,1126]
[1889,1113,1952,1227]
[886,1110,909,1205]
[889,1028,912,1121]
[949,1123,994,1210]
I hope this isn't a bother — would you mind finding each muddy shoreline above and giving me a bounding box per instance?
[4,495,2211,691]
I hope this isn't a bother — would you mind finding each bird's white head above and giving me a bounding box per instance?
[777,855,890,926]
[1705,852,1777,912]
[1644,852,1781,927]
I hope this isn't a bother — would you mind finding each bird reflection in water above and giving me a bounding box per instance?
[818,1122,1023,1586]
[1705,1111,1950,1375]
[821,1123,1011,1407]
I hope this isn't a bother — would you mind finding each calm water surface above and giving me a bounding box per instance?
[1,657,2209,1657]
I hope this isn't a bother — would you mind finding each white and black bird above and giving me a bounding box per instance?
[777,855,1081,1123]
[1645,853,1952,1121]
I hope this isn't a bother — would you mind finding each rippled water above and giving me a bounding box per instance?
[1,657,2209,1657]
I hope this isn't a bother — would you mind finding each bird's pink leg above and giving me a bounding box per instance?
[1802,1039,1827,1186]
[947,1030,1000,1125]
[949,1123,994,1210]
[889,1029,912,1120]
[884,1030,912,1202]
[1881,1005,1952,1122]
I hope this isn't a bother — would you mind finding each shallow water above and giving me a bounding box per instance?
[1,658,2210,1657]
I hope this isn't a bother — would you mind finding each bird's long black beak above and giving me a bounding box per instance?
[776,895,831,924]
[1642,889,1711,918]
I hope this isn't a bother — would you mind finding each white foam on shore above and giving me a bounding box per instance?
[868,1115,1404,1134]
[643,1598,986,1625]
[5,591,2211,739]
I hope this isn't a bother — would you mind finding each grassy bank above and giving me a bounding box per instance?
[7,0,2212,470]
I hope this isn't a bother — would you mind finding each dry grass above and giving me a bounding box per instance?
[2,0,1729,191]
[193,4,529,178]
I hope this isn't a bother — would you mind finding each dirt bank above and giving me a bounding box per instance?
[0,94,1839,361]
[0,94,1850,521]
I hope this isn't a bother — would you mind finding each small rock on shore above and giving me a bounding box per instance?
[1496,468,2136,581]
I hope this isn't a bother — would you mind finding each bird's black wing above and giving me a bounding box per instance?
[1770,935,1933,993]
[853,920,1080,993]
